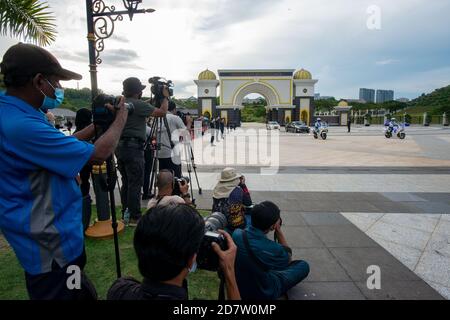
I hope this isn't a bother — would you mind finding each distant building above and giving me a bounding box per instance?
[52,108,76,121]
[243,97,264,104]
[315,95,335,100]
[177,107,199,116]
[346,98,367,104]
[180,96,197,102]
[376,90,394,103]
[359,88,375,103]
[396,98,410,103]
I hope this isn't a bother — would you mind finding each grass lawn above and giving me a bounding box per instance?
[0,207,220,300]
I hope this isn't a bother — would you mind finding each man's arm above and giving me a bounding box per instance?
[146,96,169,118]
[212,231,241,300]
[274,222,289,248]
[73,124,95,141]
[89,98,128,165]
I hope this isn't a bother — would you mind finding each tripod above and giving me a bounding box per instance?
[182,138,202,200]
[103,157,122,278]
[91,132,122,278]
[145,116,173,198]
[145,115,203,204]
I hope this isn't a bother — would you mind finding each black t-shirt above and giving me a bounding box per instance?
[107,277,188,300]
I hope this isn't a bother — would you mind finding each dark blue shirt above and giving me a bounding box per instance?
[0,94,94,275]
[232,226,290,299]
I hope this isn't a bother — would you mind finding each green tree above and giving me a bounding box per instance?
[315,98,337,112]
[0,0,57,46]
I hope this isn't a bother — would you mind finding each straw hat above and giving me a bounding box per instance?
[213,168,243,199]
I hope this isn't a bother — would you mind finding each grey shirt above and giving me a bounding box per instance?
[157,113,186,163]
[121,98,155,141]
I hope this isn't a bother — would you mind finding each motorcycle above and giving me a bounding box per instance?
[313,123,328,140]
[384,123,406,139]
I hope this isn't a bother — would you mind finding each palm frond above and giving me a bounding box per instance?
[0,0,57,46]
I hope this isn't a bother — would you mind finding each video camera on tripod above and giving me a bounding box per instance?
[89,93,137,279]
[148,76,173,108]
[92,94,134,132]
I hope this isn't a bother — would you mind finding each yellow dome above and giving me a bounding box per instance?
[294,68,312,80]
[338,100,349,107]
[198,69,217,80]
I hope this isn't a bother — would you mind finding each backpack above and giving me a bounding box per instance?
[212,188,246,230]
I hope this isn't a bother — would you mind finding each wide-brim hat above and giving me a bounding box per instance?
[219,167,243,182]
[213,168,243,199]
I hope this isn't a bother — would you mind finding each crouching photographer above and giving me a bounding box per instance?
[232,201,310,300]
[0,43,130,300]
[147,169,192,208]
[107,204,241,300]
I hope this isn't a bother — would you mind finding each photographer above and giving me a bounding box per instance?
[157,100,192,178]
[232,201,310,300]
[212,168,247,231]
[147,170,191,209]
[0,43,130,300]
[107,204,241,300]
[116,77,168,226]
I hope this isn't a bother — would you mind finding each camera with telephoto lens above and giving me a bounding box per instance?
[197,212,228,271]
[172,176,190,196]
[92,94,134,132]
[148,76,174,108]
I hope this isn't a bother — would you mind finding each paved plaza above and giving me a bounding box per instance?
[185,124,450,299]
[108,123,450,299]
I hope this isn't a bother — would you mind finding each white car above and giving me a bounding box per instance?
[266,121,280,130]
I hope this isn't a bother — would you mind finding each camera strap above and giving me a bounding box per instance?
[163,116,175,149]
[242,231,269,272]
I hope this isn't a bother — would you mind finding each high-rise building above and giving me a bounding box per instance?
[359,88,375,103]
[376,90,394,103]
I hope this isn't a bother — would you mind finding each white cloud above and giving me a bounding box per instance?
[1,0,449,99]
[376,59,398,66]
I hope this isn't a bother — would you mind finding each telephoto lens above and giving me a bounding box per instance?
[197,212,228,271]
[204,212,227,232]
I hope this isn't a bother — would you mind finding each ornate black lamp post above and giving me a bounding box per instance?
[85,0,155,99]
[84,1,154,279]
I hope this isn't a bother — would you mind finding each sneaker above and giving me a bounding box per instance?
[128,218,140,227]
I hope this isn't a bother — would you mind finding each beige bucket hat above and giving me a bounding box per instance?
[213,168,243,199]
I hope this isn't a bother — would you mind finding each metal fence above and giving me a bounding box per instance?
[356,115,448,126]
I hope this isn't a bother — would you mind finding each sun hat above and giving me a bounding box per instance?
[213,168,243,199]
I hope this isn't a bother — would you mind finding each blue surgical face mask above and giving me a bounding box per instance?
[39,79,64,109]
[188,260,197,274]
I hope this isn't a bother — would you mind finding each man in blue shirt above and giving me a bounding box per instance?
[233,201,310,300]
[0,43,131,300]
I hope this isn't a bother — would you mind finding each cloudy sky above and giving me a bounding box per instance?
[1,0,449,100]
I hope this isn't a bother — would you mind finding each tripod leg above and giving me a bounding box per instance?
[105,157,122,279]
[183,143,195,205]
[147,117,161,198]
[188,144,202,195]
